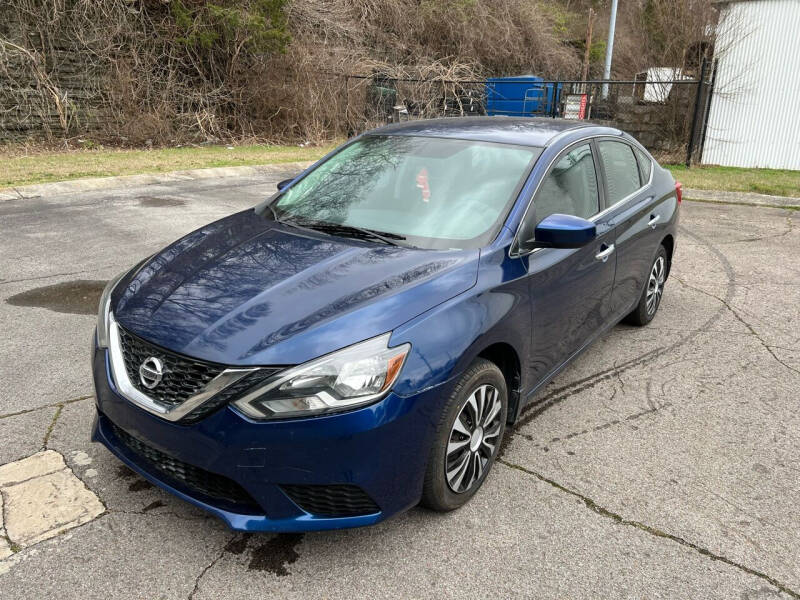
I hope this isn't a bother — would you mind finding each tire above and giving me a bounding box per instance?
[625,245,668,327]
[421,358,507,512]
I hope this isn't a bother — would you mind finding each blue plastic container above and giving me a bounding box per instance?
[486,76,562,117]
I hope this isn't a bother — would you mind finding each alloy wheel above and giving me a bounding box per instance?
[646,256,666,315]
[445,384,502,494]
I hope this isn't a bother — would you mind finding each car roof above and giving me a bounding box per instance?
[368,117,608,148]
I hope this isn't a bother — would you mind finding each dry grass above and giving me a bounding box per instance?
[0,143,337,190]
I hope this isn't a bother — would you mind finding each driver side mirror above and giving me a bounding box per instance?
[518,213,597,253]
[277,177,296,191]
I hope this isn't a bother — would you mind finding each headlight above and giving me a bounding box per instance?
[232,333,410,420]
[96,271,126,348]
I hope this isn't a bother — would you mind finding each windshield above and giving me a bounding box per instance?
[267,135,541,250]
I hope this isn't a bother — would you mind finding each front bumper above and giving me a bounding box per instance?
[91,345,449,532]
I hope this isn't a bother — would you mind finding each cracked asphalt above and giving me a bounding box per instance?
[0,169,798,599]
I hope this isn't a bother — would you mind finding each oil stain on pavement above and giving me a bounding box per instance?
[6,280,106,315]
[248,533,304,576]
[128,479,154,492]
[142,500,165,513]
[116,465,136,479]
[138,196,185,208]
[224,534,251,555]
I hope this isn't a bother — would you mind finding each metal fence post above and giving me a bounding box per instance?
[344,75,350,135]
[698,59,719,164]
[685,57,708,168]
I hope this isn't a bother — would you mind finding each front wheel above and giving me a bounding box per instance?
[421,358,507,511]
[625,245,668,326]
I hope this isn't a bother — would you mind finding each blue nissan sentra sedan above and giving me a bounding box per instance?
[91,117,680,531]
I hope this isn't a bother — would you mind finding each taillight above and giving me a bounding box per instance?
[675,181,683,205]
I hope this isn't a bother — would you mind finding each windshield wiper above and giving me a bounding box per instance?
[306,222,411,247]
[266,206,320,237]
[287,219,413,247]
[269,212,417,248]
[265,203,283,223]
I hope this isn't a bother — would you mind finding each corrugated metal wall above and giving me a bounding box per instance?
[702,0,800,170]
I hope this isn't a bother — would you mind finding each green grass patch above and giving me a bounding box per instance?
[666,164,800,198]
[0,143,337,190]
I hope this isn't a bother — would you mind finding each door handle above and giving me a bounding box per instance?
[648,214,661,229]
[595,244,615,263]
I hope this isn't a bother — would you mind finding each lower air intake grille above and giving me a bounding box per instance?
[280,484,380,517]
[111,423,259,509]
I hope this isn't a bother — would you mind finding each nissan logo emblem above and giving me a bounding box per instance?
[138,356,164,389]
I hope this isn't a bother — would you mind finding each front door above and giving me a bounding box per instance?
[521,141,617,387]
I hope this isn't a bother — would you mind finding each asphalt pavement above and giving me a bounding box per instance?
[0,168,798,599]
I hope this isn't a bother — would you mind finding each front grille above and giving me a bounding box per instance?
[281,484,380,517]
[118,326,224,408]
[111,422,259,509]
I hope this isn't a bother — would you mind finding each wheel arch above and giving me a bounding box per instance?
[477,342,521,425]
[661,233,675,278]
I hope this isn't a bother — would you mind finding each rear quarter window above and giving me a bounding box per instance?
[633,146,653,185]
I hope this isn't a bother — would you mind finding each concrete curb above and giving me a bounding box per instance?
[0,161,314,201]
[684,188,800,209]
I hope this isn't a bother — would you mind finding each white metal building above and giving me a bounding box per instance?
[702,0,800,170]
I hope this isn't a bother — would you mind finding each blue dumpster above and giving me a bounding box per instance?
[485,76,562,117]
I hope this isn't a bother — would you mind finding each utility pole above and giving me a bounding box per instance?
[602,0,618,98]
[582,7,595,85]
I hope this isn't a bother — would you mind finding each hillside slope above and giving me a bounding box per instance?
[0,0,716,143]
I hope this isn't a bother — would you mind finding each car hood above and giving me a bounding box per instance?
[113,210,479,365]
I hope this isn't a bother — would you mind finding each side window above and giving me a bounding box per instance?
[533,143,599,226]
[633,146,652,185]
[597,140,641,204]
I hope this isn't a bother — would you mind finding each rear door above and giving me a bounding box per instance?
[595,139,662,319]
[522,141,617,386]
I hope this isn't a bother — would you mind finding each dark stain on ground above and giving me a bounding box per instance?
[6,280,106,315]
[142,500,165,512]
[117,465,136,479]
[129,479,154,492]
[248,533,304,576]
[138,196,185,208]
[225,534,252,555]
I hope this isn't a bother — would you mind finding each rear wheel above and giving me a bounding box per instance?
[625,245,668,326]
[421,358,507,511]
